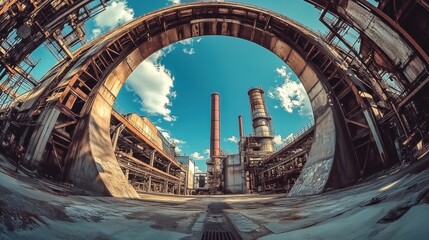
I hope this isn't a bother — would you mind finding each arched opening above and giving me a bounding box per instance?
[21,2,389,197]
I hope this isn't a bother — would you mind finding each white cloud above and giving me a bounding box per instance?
[273,135,283,146]
[126,48,178,122]
[168,0,181,4]
[204,149,210,156]
[179,39,193,45]
[91,0,134,38]
[269,66,312,116]
[191,152,205,160]
[175,145,182,153]
[171,138,186,145]
[177,38,201,55]
[91,28,102,38]
[94,1,134,30]
[163,115,177,122]
[183,48,195,55]
[273,133,295,148]
[275,66,288,78]
[225,136,238,143]
[156,126,185,154]
[195,166,203,173]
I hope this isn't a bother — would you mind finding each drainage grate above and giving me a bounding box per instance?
[200,202,242,240]
[201,223,235,240]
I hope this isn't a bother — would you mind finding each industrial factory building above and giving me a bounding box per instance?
[207,87,308,194]
[0,1,429,239]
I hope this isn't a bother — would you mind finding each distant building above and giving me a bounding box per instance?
[176,156,195,195]
[223,154,246,194]
[194,172,209,194]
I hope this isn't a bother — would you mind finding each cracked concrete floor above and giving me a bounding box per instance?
[1,153,429,240]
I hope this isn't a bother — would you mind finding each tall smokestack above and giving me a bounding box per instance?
[248,88,274,152]
[210,93,220,158]
[208,92,222,193]
[238,115,244,139]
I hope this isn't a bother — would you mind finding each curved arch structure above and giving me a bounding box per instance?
[20,2,388,197]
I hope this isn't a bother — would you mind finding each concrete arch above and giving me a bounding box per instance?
[25,2,383,197]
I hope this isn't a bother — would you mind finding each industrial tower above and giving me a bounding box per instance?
[207,92,222,194]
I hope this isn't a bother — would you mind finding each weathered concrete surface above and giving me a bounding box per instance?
[64,72,138,198]
[1,153,429,239]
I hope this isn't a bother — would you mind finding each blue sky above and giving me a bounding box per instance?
[28,0,378,173]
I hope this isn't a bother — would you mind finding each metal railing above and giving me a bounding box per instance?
[275,118,314,151]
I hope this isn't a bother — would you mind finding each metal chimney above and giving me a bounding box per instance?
[210,92,220,158]
[208,92,222,193]
[238,115,244,139]
[248,88,274,152]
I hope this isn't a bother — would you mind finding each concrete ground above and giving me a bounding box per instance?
[1,153,429,240]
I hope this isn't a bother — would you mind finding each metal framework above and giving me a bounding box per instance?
[110,110,186,195]
[0,0,111,108]
[0,1,427,198]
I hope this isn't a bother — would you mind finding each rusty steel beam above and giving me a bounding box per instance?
[306,0,428,65]
[0,0,20,16]
[357,0,429,64]
[116,151,180,182]
[260,149,309,175]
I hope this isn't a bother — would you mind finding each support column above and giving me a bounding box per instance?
[150,149,156,166]
[111,124,124,149]
[147,175,152,192]
[164,180,168,193]
[125,169,129,180]
[178,184,181,195]
[183,172,188,196]
[24,107,61,168]
[166,162,171,174]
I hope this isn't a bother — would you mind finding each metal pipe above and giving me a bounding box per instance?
[238,115,244,139]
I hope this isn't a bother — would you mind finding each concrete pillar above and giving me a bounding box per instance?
[147,175,151,192]
[164,180,168,193]
[111,124,124,149]
[24,107,61,168]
